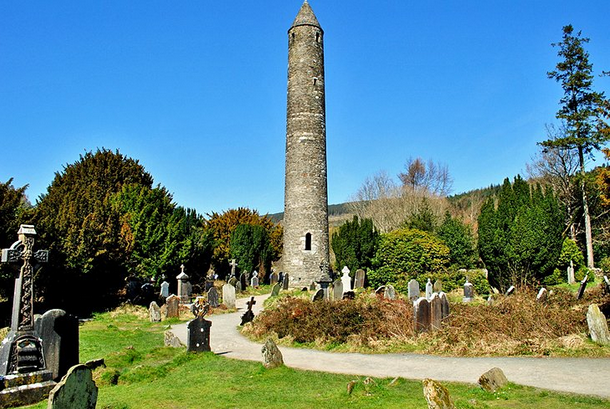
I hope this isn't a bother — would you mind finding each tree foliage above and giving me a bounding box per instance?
[398,157,453,196]
[436,212,477,269]
[331,216,379,273]
[229,224,274,276]
[477,176,564,291]
[598,148,610,207]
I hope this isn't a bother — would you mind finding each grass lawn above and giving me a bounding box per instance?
[17,305,610,409]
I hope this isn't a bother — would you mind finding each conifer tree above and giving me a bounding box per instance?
[331,216,379,273]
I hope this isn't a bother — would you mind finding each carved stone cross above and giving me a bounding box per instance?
[229,259,237,276]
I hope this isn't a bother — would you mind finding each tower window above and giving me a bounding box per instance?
[313,78,317,86]
[305,233,312,251]
[316,32,320,43]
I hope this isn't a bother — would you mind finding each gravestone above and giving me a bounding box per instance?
[604,276,610,296]
[278,271,284,285]
[176,265,191,303]
[586,304,610,345]
[478,367,509,393]
[282,273,290,290]
[422,378,454,409]
[333,279,343,301]
[463,280,474,302]
[505,285,515,296]
[408,279,420,302]
[160,281,170,299]
[240,297,257,325]
[433,279,442,293]
[309,282,317,291]
[311,288,324,302]
[229,258,238,279]
[240,272,248,290]
[34,309,79,381]
[425,279,433,300]
[567,261,575,285]
[207,287,220,308]
[439,292,450,319]
[47,364,98,409]
[187,317,212,352]
[140,282,155,306]
[204,280,215,293]
[414,298,431,332]
[165,295,180,318]
[430,293,443,330]
[250,273,259,288]
[341,266,352,292]
[375,286,386,297]
[316,261,333,300]
[228,277,238,287]
[271,283,281,297]
[261,338,284,369]
[577,275,588,300]
[384,284,396,301]
[164,330,184,348]
[270,272,279,285]
[149,302,161,322]
[354,269,365,289]
[536,288,548,303]
[222,283,236,309]
[235,281,243,293]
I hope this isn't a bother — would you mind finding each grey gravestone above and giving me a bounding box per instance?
[271,283,281,297]
[187,317,212,352]
[160,281,170,298]
[354,269,365,289]
[270,272,279,285]
[586,304,610,345]
[228,277,238,287]
[567,261,575,285]
[425,279,433,300]
[341,266,352,292]
[177,265,191,303]
[229,258,238,278]
[536,288,548,303]
[439,292,450,319]
[165,295,180,318]
[479,367,509,393]
[34,309,79,381]
[204,280,214,293]
[261,338,284,369]
[149,301,161,322]
[463,280,474,302]
[164,330,184,348]
[250,276,259,288]
[311,288,324,302]
[207,287,220,308]
[433,279,442,293]
[505,285,515,296]
[422,378,454,409]
[577,275,588,300]
[384,284,396,300]
[333,279,343,301]
[236,281,243,293]
[408,279,420,302]
[47,364,97,409]
[240,297,256,325]
[413,297,431,332]
[282,273,290,290]
[222,284,236,309]
[430,293,442,330]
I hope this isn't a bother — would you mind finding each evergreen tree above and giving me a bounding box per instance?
[331,216,379,273]
[540,25,610,268]
[436,212,477,269]
[229,224,273,276]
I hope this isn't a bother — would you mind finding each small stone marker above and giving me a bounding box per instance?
[261,338,284,369]
[207,287,220,308]
[282,273,290,290]
[536,287,548,303]
[333,279,343,301]
[463,279,474,302]
[567,261,575,285]
[505,285,515,296]
[240,297,256,325]
[149,301,161,322]
[414,297,431,332]
[165,295,180,318]
[577,275,588,300]
[271,283,281,297]
[34,309,79,381]
[422,378,455,409]
[187,317,212,352]
[426,279,433,300]
[383,284,396,300]
[354,269,365,289]
[478,367,509,393]
[222,283,236,309]
[586,304,610,345]
[47,364,98,409]
[311,288,324,302]
[408,279,420,302]
[164,330,184,348]
[341,266,352,292]
[433,279,442,293]
[160,281,170,298]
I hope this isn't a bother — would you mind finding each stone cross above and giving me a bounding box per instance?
[229,259,238,277]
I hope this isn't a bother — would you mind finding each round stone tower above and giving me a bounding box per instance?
[282,1,330,287]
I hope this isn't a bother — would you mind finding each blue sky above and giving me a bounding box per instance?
[1,1,609,216]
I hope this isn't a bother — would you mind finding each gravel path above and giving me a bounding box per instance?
[170,294,610,399]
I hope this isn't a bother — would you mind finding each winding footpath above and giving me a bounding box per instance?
[171,294,610,399]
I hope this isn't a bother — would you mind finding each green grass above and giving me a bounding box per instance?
[18,306,610,409]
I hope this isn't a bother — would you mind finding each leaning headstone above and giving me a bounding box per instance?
[536,288,548,303]
[187,317,212,352]
[426,279,434,300]
[160,281,170,299]
[586,304,610,345]
[261,338,284,369]
[164,330,184,348]
[207,287,220,308]
[577,275,588,300]
[384,284,396,301]
[34,309,79,381]
[422,378,455,409]
[222,283,236,309]
[165,295,180,318]
[408,279,420,302]
[333,279,343,301]
[311,288,325,302]
[282,273,290,290]
[149,301,161,322]
[463,280,474,302]
[414,297,431,332]
[430,293,442,330]
[240,297,257,325]
[271,283,281,297]
[47,364,97,409]
[505,285,515,296]
[341,266,352,292]
[478,367,509,393]
[354,269,365,289]
[439,292,450,319]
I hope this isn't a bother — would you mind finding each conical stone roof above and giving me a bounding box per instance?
[291,1,321,29]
